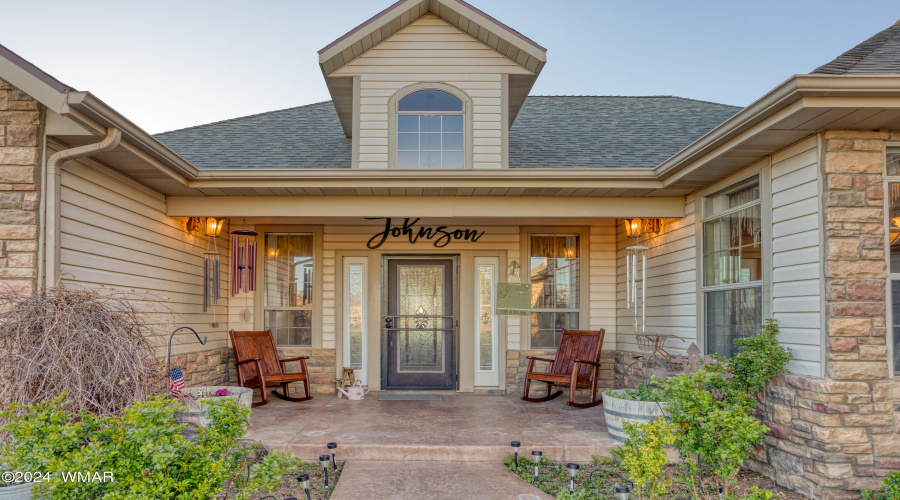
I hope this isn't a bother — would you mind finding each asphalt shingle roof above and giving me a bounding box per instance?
[812,21,900,75]
[509,96,738,169]
[154,96,739,170]
[155,102,351,170]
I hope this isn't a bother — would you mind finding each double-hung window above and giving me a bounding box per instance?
[264,233,314,346]
[701,177,763,358]
[530,234,581,349]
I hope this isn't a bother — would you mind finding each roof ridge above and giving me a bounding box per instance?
[525,95,740,108]
[811,21,900,75]
[154,100,334,136]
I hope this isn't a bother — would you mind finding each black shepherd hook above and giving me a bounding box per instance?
[166,326,208,377]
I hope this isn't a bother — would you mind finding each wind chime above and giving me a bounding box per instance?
[231,227,258,322]
[623,218,658,333]
[203,218,225,328]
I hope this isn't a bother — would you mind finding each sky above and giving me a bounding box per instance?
[4,0,899,134]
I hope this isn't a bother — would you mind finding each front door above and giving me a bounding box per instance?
[383,256,456,389]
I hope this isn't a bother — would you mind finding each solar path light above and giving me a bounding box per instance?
[319,454,331,490]
[328,442,337,469]
[531,450,542,482]
[511,441,520,467]
[566,463,579,493]
[296,473,311,500]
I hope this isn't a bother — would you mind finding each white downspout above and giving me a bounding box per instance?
[43,127,121,287]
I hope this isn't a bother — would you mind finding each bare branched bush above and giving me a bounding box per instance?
[0,285,168,416]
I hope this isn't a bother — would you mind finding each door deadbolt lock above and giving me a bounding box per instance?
[384,316,393,329]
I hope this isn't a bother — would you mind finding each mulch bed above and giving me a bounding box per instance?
[219,461,344,500]
[504,456,810,499]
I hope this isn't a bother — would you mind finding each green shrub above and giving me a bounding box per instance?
[861,471,900,500]
[613,418,675,500]
[618,383,665,402]
[1,395,298,499]
[740,485,775,500]
[662,370,769,499]
[729,319,792,394]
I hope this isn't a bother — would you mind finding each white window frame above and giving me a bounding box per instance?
[262,232,316,347]
[698,173,768,358]
[523,229,587,350]
[343,257,369,384]
[883,144,900,378]
[474,257,500,387]
[387,82,473,170]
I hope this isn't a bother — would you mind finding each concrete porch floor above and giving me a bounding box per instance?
[245,392,617,463]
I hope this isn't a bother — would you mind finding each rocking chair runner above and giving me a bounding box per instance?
[521,328,606,408]
[229,329,313,407]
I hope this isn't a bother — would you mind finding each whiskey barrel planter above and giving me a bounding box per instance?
[0,482,35,500]
[602,389,668,442]
[174,386,253,428]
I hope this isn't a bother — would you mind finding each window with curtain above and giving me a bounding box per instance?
[886,146,900,374]
[701,177,762,358]
[264,233,314,346]
[397,89,464,169]
[530,234,580,349]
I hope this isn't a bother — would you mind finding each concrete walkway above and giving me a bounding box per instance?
[246,392,616,463]
[330,461,553,500]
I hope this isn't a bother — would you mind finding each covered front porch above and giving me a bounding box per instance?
[245,392,616,463]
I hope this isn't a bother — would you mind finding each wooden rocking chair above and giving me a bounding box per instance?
[521,328,606,408]
[229,329,313,407]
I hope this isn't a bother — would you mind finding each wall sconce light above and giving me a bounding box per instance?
[623,218,662,238]
[267,248,279,259]
[623,218,642,238]
[185,217,202,233]
[205,217,225,237]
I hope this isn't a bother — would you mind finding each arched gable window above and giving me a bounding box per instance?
[396,89,465,169]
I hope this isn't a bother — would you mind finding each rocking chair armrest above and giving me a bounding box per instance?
[279,356,310,363]
[573,359,602,367]
[524,356,556,363]
[235,357,261,366]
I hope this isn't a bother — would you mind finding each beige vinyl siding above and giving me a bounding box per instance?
[332,14,532,170]
[59,158,229,356]
[590,220,617,351]
[770,136,822,377]
[616,197,699,354]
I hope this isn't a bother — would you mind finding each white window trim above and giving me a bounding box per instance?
[343,256,368,384]
[522,228,589,350]
[387,82,473,170]
[695,166,772,356]
[475,257,500,387]
[883,143,900,378]
[254,226,323,348]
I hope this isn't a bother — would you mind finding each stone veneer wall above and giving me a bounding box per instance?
[0,78,41,297]
[172,348,232,387]
[506,349,615,397]
[227,348,337,397]
[745,131,900,500]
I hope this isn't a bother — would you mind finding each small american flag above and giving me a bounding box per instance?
[169,366,185,397]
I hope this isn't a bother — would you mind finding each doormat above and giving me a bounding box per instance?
[377,394,443,401]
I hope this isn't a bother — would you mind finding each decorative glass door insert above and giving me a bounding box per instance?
[384,257,455,389]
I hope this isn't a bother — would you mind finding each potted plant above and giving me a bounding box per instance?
[603,384,668,442]
[0,471,36,500]
[175,386,253,428]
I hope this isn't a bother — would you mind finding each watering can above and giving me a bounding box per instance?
[336,380,369,400]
